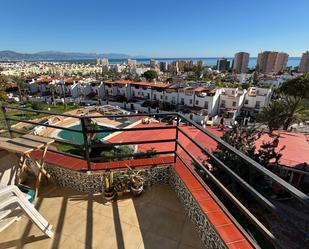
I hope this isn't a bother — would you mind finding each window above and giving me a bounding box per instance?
[221,100,225,107]
[232,101,236,107]
[160,95,163,99]
[204,101,208,109]
[147,93,150,99]
[189,99,193,104]
[195,100,199,105]
[245,99,249,105]
[255,101,261,109]
[180,98,184,105]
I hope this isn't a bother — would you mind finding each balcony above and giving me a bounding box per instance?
[0,178,203,249]
[0,105,308,249]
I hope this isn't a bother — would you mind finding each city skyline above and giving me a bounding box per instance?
[1,0,309,57]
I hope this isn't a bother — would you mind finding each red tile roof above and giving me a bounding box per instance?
[256,132,309,169]
[104,80,169,88]
[108,122,309,170]
[194,86,206,92]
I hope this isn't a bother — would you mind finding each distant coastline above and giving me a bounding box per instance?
[26,57,301,69]
[0,54,301,69]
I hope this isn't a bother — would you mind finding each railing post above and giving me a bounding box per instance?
[1,106,12,138]
[174,113,179,163]
[80,117,91,171]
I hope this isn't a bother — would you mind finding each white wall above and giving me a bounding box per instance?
[244,87,272,110]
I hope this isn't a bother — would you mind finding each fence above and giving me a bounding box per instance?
[1,104,309,248]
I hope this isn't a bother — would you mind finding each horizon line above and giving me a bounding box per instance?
[0,49,306,59]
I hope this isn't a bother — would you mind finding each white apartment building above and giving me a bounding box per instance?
[194,87,222,116]
[219,88,247,118]
[28,80,39,94]
[130,81,167,102]
[178,87,195,107]
[242,87,272,116]
[131,67,150,76]
[164,87,178,105]
[164,85,221,117]
[78,80,101,98]
[99,80,169,103]
[71,83,80,98]
[259,73,296,88]
[28,78,53,95]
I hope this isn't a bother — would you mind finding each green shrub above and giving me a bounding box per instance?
[31,102,44,110]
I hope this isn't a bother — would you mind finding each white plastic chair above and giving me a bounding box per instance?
[0,185,53,238]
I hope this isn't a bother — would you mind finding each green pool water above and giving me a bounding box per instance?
[58,124,112,144]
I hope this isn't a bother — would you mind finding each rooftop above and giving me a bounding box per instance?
[104,80,169,89]
[256,131,309,169]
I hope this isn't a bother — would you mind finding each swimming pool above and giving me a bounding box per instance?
[58,124,112,144]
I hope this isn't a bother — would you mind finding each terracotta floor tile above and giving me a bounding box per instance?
[206,210,232,227]
[198,199,221,213]
[191,188,211,201]
[215,224,246,244]
[227,239,253,249]
[183,178,203,191]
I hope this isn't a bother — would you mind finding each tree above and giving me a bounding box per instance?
[31,101,44,111]
[143,70,158,82]
[252,71,259,85]
[206,125,284,195]
[280,73,309,99]
[257,96,309,131]
[60,81,67,108]
[12,76,27,103]
[0,74,9,102]
[257,99,287,132]
[281,96,309,130]
[159,101,175,111]
[49,84,56,106]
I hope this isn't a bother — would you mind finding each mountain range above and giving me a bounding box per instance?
[0,50,142,61]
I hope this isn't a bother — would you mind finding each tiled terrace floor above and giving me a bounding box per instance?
[0,184,204,249]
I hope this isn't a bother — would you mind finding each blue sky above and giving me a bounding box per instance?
[1,0,308,57]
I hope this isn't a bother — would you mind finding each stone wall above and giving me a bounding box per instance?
[45,164,171,193]
[169,168,227,249]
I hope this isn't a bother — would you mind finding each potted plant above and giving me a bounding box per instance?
[130,171,145,196]
[103,172,115,201]
[114,181,126,197]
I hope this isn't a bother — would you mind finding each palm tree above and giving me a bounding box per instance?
[49,84,56,106]
[282,96,309,130]
[257,99,287,132]
[12,76,27,103]
[258,96,309,131]
[60,80,67,108]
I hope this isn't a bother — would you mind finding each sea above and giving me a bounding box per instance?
[59,57,301,69]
